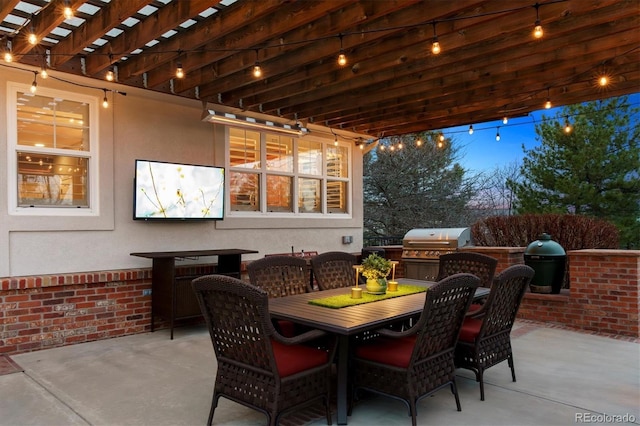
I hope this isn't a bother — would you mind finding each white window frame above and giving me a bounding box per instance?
[226,126,352,218]
[7,82,100,217]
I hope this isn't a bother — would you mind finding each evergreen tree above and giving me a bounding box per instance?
[509,96,640,248]
[363,131,477,242]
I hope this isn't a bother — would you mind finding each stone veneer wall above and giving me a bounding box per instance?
[1,248,638,355]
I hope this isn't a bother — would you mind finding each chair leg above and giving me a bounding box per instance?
[208,393,220,425]
[508,354,517,382]
[324,395,332,425]
[478,370,485,401]
[450,380,462,411]
[409,400,417,426]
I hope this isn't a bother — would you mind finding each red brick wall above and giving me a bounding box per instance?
[1,249,638,355]
[465,247,639,338]
[0,270,152,355]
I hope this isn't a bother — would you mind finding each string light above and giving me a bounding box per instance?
[252,49,262,78]
[468,124,474,135]
[503,116,508,124]
[439,133,445,142]
[175,62,184,79]
[3,43,12,62]
[40,66,47,79]
[416,138,422,146]
[533,3,543,39]
[30,72,37,93]
[564,116,572,133]
[63,2,74,20]
[106,67,115,81]
[102,89,109,108]
[431,23,441,55]
[545,88,552,109]
[337,34,347,67]
[495,127,501,141]
[598,75,609,87]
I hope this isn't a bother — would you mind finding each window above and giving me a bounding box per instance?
[8,83,98,215]
[228,127,350,215]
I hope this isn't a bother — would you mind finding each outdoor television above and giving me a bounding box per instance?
[133,159,225,221]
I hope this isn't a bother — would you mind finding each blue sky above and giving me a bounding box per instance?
[444,93,640,174]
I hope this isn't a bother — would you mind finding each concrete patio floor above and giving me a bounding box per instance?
[1,320,638,426]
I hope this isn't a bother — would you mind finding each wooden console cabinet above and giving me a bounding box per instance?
[131,249,258,339]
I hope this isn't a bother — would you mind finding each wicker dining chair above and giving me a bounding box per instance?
[351,273,480,426]
[192,274,336,426]
[454,264,535,401]
[247,255,312,337]
[436,252,498,288]
[310,251,357,290]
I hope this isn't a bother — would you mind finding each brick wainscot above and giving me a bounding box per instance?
[1,249,638,356]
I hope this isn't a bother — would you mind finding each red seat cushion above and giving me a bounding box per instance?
[458,317,483,342]
[271,340,328,377]
[275,319,297,338]
[468,303,482,313]
[355,335,417,368]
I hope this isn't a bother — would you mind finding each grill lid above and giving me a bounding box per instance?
[403,228,471,246]
[402,228,472,259]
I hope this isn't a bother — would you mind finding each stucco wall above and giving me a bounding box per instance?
[0,65,364,278]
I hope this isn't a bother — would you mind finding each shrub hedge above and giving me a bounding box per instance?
[471,214,620,250]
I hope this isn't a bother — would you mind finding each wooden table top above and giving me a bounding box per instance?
[269,278,489,336]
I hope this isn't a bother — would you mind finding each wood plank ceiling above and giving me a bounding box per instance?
[1,0,638,139]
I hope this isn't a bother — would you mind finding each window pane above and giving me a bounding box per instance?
[298,140,322,175]
[230,171,259,211]
[266,134,293,172]
[298,178,321,213]
[229,128,260,168]
[17,153,88,206]
[267,175,292,212]
[327,145,348,177]
[16,92,89,151]
[327,180,347,213]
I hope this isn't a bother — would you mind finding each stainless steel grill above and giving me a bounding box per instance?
[402,228,472,280]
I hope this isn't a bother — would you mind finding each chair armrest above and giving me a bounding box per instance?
[374,326,418,339]
[272,329,328,345]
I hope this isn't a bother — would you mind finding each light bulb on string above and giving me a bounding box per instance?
[439,133,445,142]
[544,88,552,109]
[39,54,48,78]
[437,140,444,148]
[106,67,115,81]
[533,3,543,39]
[252,49,262,78]
[564,117,572,133]
[416,138,422,147]
[598,75,609,87]
[30,72,37,93]
[495,127,501,141]
[503,116,508,125]
[175,62,184,79]
[397,142,403,150]
[337,34,347,66]
[3,47,12,62]
[102,89,109,108]
[63,2,74,20]
[468,124,474,135]
[431,23,441,55]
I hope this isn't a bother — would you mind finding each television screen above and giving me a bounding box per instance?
[133,159,224,220]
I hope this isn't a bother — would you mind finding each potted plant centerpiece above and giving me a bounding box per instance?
[361,253,392,294]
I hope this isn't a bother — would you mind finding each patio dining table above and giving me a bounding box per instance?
[269,278,490,425]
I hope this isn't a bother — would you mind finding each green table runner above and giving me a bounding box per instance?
[308,285,427,309]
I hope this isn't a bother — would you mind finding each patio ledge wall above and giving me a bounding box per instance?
[1,249,638,356]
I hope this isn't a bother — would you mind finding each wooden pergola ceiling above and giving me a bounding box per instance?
[1,0,638,139]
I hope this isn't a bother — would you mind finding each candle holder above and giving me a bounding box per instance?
[351,287,362,299]
[387,281,398,291]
